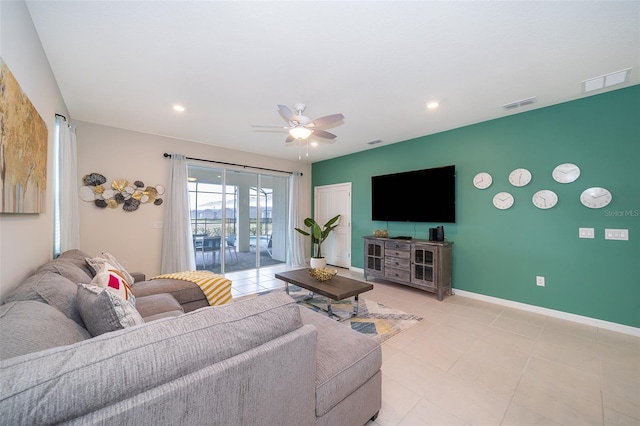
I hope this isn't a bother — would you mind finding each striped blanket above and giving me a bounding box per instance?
[151,271,232,306]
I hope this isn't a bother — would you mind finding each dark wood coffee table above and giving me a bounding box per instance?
[275,269,373,319]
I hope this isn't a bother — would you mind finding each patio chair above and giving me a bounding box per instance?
[226,234,238,263]
[266,235,272,257]
[194,236,221,269]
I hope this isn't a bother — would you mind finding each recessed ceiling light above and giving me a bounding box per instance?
[309,141,318,147]
[426,101,439,109]
[173,104,185,112]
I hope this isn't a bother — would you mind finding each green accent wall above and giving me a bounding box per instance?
[312,86,640,328]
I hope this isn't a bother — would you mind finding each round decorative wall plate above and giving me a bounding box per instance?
[509,168,532,187]
[79,185,96,202]
[580,187,612,209]
[552,163,581,183]
[532,190,558,209]
[473,172,493,189]
[493,192,514,210]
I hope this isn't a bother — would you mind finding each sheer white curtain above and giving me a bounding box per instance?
[161,154,195,273]
[287,172,306,267]
[56,118,80,253]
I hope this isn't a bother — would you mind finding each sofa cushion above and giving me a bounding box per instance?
[135,293,184,319]
[181,299,210,313]
[0,301,90,360]
[76,284,144,337]
[36,258,93,285]
[141,309,184,322]
[5,271,85,326]
[299,306,382,417]
[132,278,206,308]
[59,249,95,278]
[90,262,135,304]
[86,252,135,285]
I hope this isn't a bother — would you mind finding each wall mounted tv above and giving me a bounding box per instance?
[371,165,456,223]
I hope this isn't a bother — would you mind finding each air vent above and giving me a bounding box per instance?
[501,96,537,111]
[582,68,631,93]
[366,139,383,146]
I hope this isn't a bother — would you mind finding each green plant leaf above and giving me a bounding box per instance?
[294,214,341,259]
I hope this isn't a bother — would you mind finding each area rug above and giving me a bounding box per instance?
[235,285,422,343]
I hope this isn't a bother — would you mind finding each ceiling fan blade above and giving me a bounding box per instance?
[310,113,344,127]
[251,125,289,129]
[312,129,337,139]
[277,105,296,121]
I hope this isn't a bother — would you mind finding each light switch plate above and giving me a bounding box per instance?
[579,227,595,238]
[604,228,629,240]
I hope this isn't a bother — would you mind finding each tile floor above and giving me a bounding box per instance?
[226,265,640,426]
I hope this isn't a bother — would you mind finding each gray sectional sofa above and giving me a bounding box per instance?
[0,250,381,425]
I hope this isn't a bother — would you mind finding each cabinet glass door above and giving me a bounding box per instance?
[412,246,435,285]
[366,241,383,272]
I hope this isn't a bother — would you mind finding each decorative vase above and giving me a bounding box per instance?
[310,257,327,269]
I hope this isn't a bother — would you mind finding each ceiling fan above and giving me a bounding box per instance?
[252,103,344,143]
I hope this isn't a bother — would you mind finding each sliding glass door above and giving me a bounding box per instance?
[259,174,288,264]
[188,164,288,274]
[226,170,258,271]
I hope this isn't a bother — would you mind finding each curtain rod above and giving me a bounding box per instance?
[55,113,67,120]
[163,153,302,176]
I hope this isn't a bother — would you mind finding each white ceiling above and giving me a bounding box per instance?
[26,1,639,163]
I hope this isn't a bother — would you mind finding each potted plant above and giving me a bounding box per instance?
[294,214,341,269]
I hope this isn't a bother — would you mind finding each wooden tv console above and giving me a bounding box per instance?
[363,237,453,301]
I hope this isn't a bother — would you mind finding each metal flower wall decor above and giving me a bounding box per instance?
[80,173,164,212]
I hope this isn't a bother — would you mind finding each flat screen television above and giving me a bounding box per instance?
[371,165,456,223]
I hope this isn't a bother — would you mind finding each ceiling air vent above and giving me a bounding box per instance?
[501,96,537,111]
[582,68,631,93]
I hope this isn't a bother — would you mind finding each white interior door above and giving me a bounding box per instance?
[314,183,351,268]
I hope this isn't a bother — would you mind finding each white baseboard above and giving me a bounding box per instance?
[453,289,640,337]
[348,267,639,337]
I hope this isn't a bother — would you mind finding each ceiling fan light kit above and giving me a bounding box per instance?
[289,126,313,140]
[252,103,344,151]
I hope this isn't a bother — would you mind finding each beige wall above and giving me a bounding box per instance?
[0,0,311,300]
[0,0,70,300]
[75,121,312,277]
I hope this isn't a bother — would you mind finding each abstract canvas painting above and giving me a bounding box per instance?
[0,58,48,213]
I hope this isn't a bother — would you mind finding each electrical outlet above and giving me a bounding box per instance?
[579,227,595,238]
[153,221,164,229]
[536,276,545,287]
[605,228,629,240]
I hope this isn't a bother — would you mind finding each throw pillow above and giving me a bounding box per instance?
[85,252,135,284]
[76,284,144,337]
[90,262,135,305]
